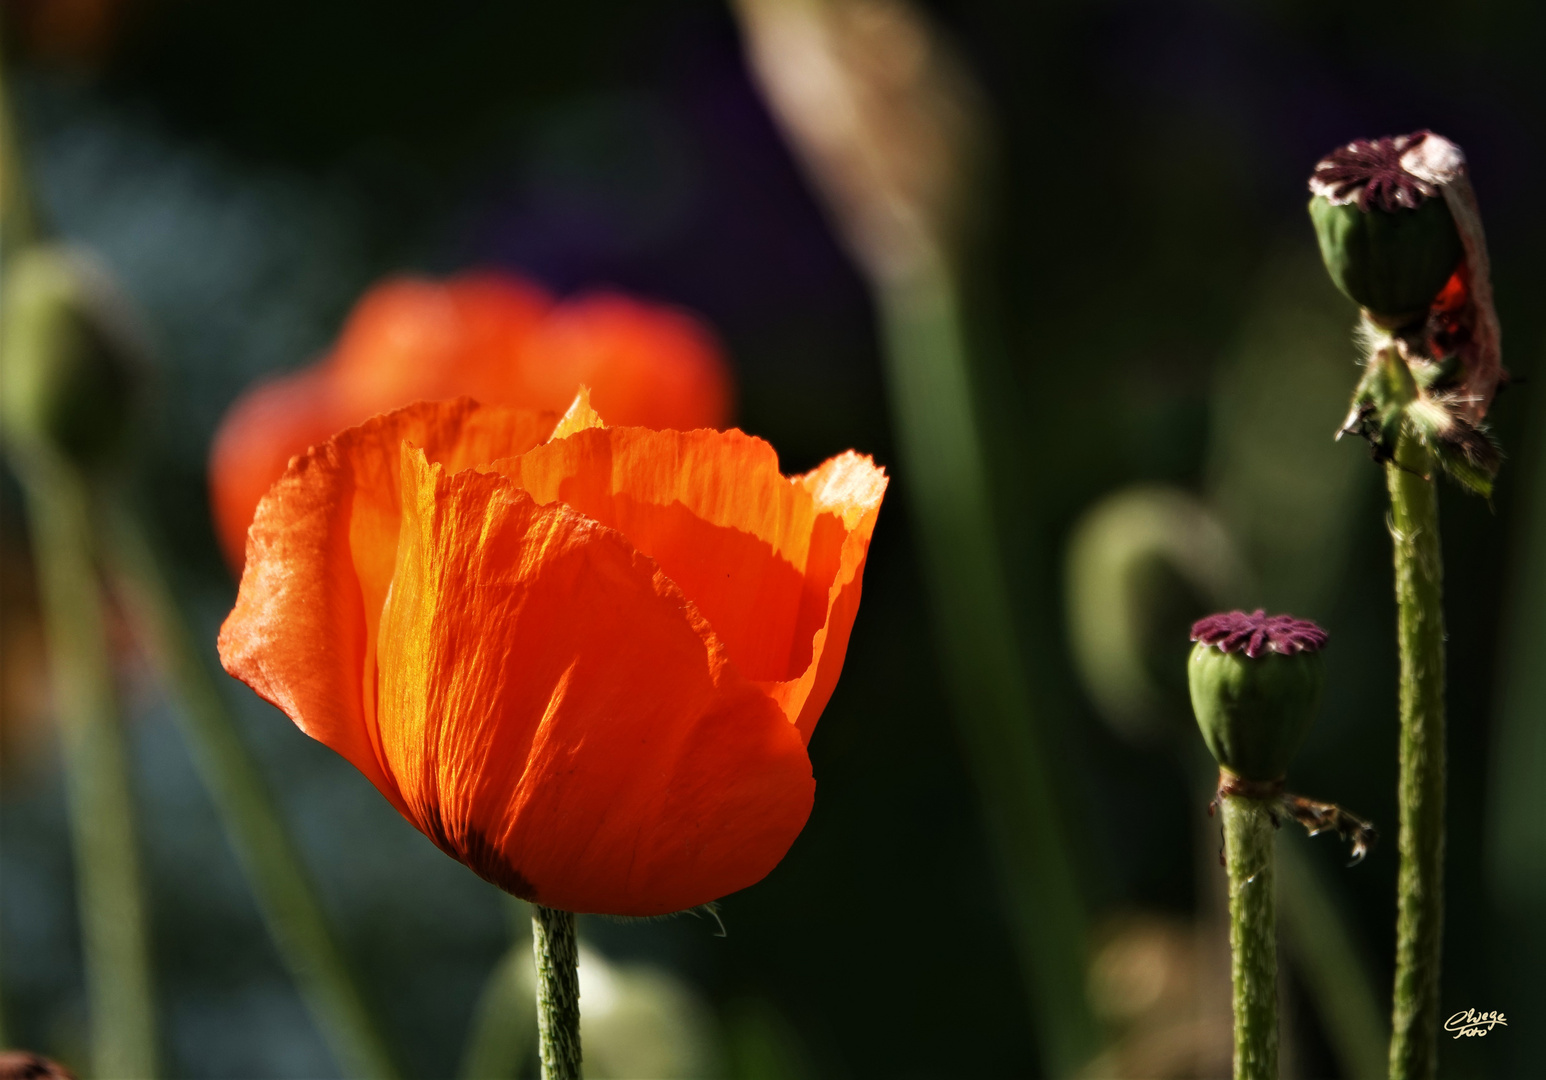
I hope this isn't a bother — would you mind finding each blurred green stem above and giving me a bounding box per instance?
[0,44,40,256]
[532,906,581,1080]
[1385,432,1445,1080]
[727,2,1094,1068]
[1277,834,1387,1080]
[98,501,401,1080]
[1222,793,1277,1080]
[459,899,534,1080]
[1487,383,1546,1073]
[877,257,1096,1075]
[16,453,158,1079]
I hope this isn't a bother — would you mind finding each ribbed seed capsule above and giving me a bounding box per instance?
[1307,131,1465,323]
[1189,610,1327,782]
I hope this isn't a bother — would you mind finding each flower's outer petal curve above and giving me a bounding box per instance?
[490,428,886,743]
[218,400,556,814]
[769,451,888,741]
[377,445,813,915]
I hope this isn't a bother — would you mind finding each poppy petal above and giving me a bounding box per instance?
[487,428,886,740]
[548,386,606,441]
[209,275,733,575]
[376,444,813,914]
[767,451,889,742]
[218,400,556,812]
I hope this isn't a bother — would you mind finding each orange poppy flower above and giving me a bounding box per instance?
[217,393,886,915]
[209,272,732,571]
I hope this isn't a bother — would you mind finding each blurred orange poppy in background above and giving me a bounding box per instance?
[208,272,733,570]
[217,394,886,915]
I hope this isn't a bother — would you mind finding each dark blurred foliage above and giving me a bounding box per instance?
[2,1,1543,1077]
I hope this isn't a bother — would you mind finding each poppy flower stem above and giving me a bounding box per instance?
[532,905,582,1080]
[1385,430,1446,1080]
[99,500,402,1080]
[11,452,158,1079]
[1221,791,1279,1080]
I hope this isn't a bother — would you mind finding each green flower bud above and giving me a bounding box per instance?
[1188,610,1327,782]
[1,246,140,467]
[1307,131,1465,323]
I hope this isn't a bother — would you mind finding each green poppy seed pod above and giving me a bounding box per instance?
[1188,610,1327,782]
[1308,131,1465,323]
[0,246,141,467]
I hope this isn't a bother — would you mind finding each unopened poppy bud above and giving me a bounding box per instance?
[1308,131,1464,324]
[1188,610,1327,783]
[0,246,140,467]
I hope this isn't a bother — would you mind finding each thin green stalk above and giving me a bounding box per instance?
[1,42,41,257]
[725,4,1094,1068]
[459,946,532,1080]
[459,899,534,1080]
[1385,430,1446,1080]
[1190,754,1385,1080]
[16,454,158,1079]
[877,260,1096,1074]
[98,502,401,1080]
[1277,833,1388,1080]
[531,906,581,1080]
[1222,794,1278,1080]
[1487,392,1546,1074]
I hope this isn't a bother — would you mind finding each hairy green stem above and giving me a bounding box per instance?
[1386,431,1446,1080]
[100,502,400,1080]
[16,455,158,1079]
[1223,794,1278,1080]
[531,905,581,1080]
[877,262,1096,1074]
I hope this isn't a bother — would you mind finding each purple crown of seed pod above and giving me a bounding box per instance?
[1309,131,1462,213]
[1191,610,1328,659]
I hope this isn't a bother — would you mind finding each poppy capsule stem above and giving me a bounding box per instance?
[1221,785,1280,1080]
[531,905,582,1080]
[1386,429,1447,1080]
